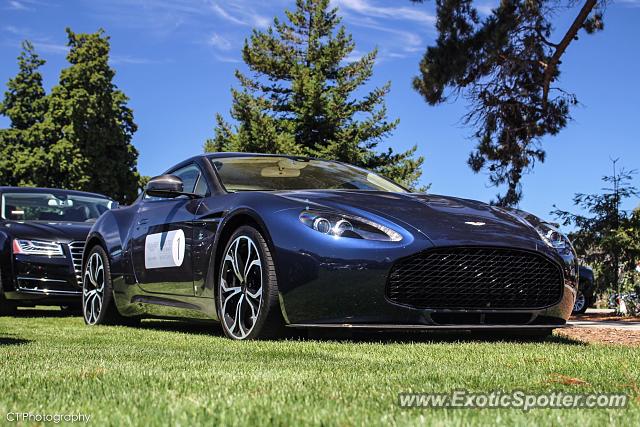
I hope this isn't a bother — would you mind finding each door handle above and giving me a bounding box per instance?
[137,218,149,225]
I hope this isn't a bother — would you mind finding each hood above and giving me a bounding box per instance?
[0,220,92,243]
[276,190,544,250]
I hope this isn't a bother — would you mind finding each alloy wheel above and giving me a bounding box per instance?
[573,290,586,313]
[219,235,263,339]
[83,252,104,324]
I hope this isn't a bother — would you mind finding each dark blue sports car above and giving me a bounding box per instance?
[82,153,578,339]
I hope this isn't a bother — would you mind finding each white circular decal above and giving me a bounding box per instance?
[172,229,185,267]
[144,229,186,269]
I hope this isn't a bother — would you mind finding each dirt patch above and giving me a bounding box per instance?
[556,327,640,346]
[547,373,590,386]
[571,312,640,322]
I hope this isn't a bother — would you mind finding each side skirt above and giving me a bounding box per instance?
[114,284,218,321]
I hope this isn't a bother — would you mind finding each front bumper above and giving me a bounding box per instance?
[4,243,84,303]
[270,212,578,328]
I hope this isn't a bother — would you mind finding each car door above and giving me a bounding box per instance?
[130,163,209,296]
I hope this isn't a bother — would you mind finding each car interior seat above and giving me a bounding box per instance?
[38,211,62,221]
[63,206,90,222]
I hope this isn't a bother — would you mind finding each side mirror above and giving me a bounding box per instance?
[146,175,185,198]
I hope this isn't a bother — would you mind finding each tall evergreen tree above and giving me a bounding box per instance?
[0,30,141,201]
[0,40,48,130]
[0,41,49,186]
[206,0,424,189]
[411,0,605,205]
[45,29,141,202]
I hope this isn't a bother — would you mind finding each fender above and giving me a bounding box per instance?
[83,205,139,281]
[200,206,275,302]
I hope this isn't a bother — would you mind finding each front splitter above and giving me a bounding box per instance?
[287,323,567,330]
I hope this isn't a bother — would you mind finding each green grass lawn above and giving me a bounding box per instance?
[1,309,638,426]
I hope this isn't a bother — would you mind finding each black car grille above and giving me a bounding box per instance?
[68,241,85,286]
[386,247,564,310]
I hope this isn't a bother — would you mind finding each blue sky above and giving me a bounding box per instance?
[1,0,639,221]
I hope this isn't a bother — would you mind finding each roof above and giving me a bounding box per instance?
[204,152,319,161]
[0,186,113,200]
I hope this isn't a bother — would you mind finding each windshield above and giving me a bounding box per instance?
[210,156,407,193]
[1,192,115,223]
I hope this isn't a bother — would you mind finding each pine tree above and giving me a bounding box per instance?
[552,160,640,301]
[0,40,48,130]
[45,29,141,202]
[411,0,605,205]
[0,30,142,200]
[0,41,49,186]
[206,0,424,189]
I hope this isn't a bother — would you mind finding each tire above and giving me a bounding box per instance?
[82,245,139,326]
[216,225,285,340]
[572,290,588,314]
[0,269,17,317]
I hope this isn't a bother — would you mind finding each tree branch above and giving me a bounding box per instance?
[542,0,597,107]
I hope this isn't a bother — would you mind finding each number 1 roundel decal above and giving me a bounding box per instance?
[144,229,186,269]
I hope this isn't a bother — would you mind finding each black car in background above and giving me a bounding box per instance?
[573,266,595,314]
[0,187,116,315]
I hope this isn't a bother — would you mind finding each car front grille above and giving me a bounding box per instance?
[68,241,85,286]
[386,247,564,310]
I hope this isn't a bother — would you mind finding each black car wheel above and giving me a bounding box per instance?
[0,271,17,317]
[217,226,285,340]
[83,246,139,326]
[572,290,588,314]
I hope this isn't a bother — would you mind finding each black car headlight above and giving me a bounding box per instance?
[12,239,64,257]
[299,210,402,242]
[532,222,571,251]
[498,208,572,252]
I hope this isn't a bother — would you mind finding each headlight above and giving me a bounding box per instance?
[12,239,64,257]
[498,208,572,252]
[299,210,402,242]
[533,222,571,250]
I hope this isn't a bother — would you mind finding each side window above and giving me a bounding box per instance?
[194,175,209,197]
[172,164,209,197]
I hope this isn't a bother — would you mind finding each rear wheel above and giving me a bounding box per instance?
[83,246,139,326]
[572,290,589,314]
[216,226,285,340]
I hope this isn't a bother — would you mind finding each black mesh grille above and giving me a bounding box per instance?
[386,247,563,309]
[68,241,85,286]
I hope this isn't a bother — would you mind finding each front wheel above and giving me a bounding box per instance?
[0,270,17,317]
[0,295,17,317]
[83,246,139,326]
[217,226,285,340]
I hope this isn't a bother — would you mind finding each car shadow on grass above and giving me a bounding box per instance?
[133,319,585,346]
[303,329,586,346]
[11,307,80,318]
[138,319,223,336]
[0,333,31,346]
[6,309,584,346]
